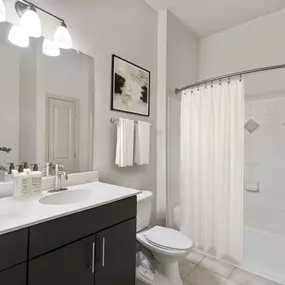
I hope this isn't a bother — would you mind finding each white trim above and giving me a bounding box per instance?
[156,9,168,225]
[45,94,79,172]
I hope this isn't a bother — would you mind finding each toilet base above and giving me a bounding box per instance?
[157,261,182,285]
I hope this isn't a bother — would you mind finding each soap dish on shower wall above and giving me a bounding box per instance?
[244,118,259,133]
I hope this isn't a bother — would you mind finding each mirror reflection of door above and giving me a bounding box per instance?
[46,95,79,173]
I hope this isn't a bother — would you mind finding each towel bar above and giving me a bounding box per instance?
[110,117,152,126]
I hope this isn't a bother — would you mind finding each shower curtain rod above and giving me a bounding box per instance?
[175,63,285,94]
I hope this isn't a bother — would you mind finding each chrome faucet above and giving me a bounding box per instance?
[53,163,68,192]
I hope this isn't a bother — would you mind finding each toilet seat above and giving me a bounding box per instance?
[143,226,193,251]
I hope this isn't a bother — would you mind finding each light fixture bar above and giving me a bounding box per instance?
[17,0,64,23]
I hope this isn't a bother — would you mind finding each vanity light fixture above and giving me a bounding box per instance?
[19,5,41,38]
[14,0,73,51]
[54,21,72,49]
[8,25,29,47]
[42,38,60,57]
[0,0,6,22]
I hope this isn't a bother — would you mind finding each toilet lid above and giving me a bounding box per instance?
[145,226,193,250]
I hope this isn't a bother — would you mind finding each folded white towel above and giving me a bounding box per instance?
[134,121,151,165]
[115,118,134,167]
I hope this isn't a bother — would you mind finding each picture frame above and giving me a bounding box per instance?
[111,55,150,117]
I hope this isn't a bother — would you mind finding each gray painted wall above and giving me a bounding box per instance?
[166,11,199,224]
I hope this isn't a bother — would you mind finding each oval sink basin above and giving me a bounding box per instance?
[39,189,91,205]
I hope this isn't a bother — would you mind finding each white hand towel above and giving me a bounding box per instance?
[115,118,134,167]
[134,121,151,165]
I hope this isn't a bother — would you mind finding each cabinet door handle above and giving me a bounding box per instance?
[102,237,105,267]
[92,242,95,274]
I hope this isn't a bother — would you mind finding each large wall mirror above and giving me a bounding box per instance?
[0,21,94,179]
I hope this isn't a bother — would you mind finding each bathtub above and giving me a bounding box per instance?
[243,205,285,283]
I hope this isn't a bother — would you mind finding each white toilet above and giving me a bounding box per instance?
[136,191,193,285]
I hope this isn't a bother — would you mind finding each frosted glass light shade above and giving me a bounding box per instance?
[8,25,29,47]
[54,22,72,49]
[0,0,6,22]
[43,38,60,57]
[20,7,41,38]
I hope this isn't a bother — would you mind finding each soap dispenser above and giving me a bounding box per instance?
[5,163,18,182]
[23,162,31,175]
[30,164,42,196]
[14,165,29,198]
[23,162,32,195]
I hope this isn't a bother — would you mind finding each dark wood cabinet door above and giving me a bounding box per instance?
[0,263,26,285]
[29,235,95,285]
[0,229,28,272]
[95,219,136,285]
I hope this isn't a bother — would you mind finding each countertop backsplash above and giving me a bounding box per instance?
[0,171,99,198]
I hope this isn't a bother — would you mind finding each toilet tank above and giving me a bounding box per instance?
[136,190,153,232]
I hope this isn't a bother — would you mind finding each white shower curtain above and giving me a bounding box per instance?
[180,79,244,262]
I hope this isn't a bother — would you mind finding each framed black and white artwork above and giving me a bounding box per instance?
[111,55,150,117]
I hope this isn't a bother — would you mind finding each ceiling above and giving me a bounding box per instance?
[144,0,285,38]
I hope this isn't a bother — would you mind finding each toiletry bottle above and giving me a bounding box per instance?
[23,162,31,175]
[5,163,18,182]
[30,164,42,196]
[23,162,32,195]
[14,165,29,198]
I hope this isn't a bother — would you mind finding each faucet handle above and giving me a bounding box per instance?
[58,163,64,169]
[42,162,54,176]
[53,163,64,170]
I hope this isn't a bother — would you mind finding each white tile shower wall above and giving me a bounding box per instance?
[245,97,285,214]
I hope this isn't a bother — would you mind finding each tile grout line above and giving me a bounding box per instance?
[185,254,234,284]
[198,260,235,280]
[185,264,198,282]
[186,263,230,285]
[184,256,285,285]
[225,276,243,285]
[227,266,236,280]
[185,255,205,281]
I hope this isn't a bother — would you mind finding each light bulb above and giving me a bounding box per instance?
[0,0,6,22]
[54,22,72,49]
[42,38,60,57]
[8,25,29,47]
[20,6,41,38]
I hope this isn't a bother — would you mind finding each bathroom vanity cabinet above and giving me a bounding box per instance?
[0,196,137,285]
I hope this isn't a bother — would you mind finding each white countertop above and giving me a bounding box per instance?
[0,182,140,236]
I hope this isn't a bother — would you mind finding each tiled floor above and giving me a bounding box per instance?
[180,250,284,285]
